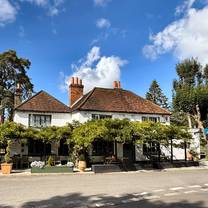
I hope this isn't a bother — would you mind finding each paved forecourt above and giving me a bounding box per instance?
[0,169,208,207]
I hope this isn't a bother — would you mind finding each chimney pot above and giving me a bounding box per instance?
[75,77,79,85]
[113,81,118,88]
[118,81,121,88]
[79,79,82,85]
[71,77,75,85]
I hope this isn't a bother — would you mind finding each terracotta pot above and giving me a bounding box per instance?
[1,163,12,174]
[78,161,86,172]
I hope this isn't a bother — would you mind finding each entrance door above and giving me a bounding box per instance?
[123,143,135,162]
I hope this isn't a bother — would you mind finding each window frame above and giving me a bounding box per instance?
[29,114,52,128]
[92,114,112,120]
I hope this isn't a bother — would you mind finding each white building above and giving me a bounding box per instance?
[14,77,185,164]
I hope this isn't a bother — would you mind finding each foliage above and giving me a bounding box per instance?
[34,125,73,144]
[103,119,134,143]
[4,140,12,163]
[173,58,208,130]
[170,111,189,126]
[132,121,168,146]
[72,119,108,152]
[0,121,26,144]
[146,80,169,109]
[47,156,54,167]
[0,50,33,120]
[71,119,192,158]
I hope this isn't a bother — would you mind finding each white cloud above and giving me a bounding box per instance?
[60,46,127,93]
[20,0,65,16]
[143,1,208,65]
[175,0,196,16]
[94,0,111,7]
[96,18,111,29]
[22,0,48,7]
[0,0,17,26]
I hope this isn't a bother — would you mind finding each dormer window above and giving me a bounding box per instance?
[29,114,51,128]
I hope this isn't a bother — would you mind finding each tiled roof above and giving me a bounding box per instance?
[71,88,171,115]
[15,91,70,113]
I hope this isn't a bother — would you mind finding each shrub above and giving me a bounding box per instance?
[4,140,12,163]
[47,156,54,167]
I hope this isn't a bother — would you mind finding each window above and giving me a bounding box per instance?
[142,116,160,123]
[92,114,112,120]
[92,140,114,156]
[28,140,51,156]
[142,117,148,122]
[58,139,69,156]
[29,114,51,128]
[143,141,160,156]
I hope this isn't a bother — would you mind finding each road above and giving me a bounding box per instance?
[0,169,208,207]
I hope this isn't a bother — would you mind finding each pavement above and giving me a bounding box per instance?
[1,168,208,207]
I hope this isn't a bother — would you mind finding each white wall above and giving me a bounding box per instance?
[72,111,170,124]
[14,111,72,127]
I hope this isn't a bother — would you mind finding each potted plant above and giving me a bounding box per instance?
[1,140,13,174]
[78,153,86,172]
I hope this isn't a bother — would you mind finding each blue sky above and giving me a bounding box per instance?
[1,0,208,105]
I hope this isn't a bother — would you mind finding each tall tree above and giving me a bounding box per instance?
[173,58,208,140]
[0,50,33,121]
[146,80,169,109]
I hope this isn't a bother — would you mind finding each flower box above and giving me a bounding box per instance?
[31,166,73,173]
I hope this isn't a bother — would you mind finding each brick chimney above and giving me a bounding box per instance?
[69,77,84,106]
[14,83,23,107]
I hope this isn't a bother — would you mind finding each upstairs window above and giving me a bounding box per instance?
[142,116,160,123]
[29,114,51,128]
[92,114,112,120]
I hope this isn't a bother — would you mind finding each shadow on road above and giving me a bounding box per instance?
[0,192,205,208]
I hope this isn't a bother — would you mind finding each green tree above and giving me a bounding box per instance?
[146,80,169,109]
[0,50,33,121]
[173,58,208,139]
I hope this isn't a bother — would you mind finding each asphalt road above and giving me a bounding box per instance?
[0,169,208,207]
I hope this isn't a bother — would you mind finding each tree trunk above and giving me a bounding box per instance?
[195,104,206,140]
[194,104,207,158]
[187,113,192,129]
[170,137,173,164]
[184,141,187,162]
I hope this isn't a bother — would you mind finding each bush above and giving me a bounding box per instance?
[4,140,12,163]
[47,156,54,167]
